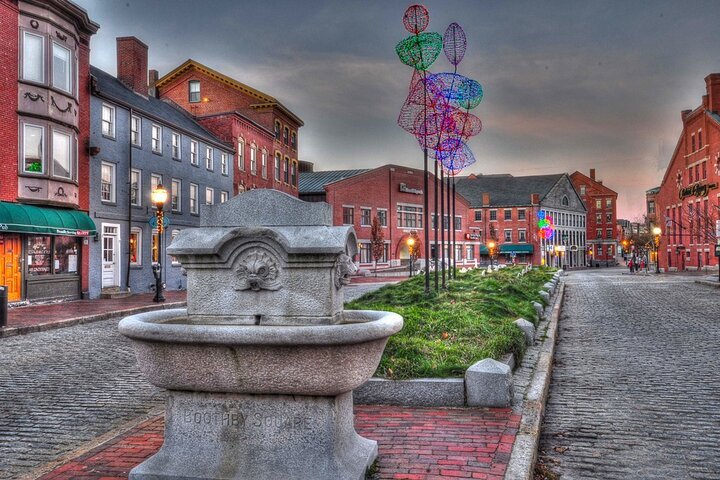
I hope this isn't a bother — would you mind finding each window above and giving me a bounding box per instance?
[606,228,613,239]
[237,139,245,171]
[605,198,612,208]
[504,209,512,220]
[606,212,612,223]
[220,191,229,203]
[283,126,289,145]
[377,209,387,227]
[695,164,700,182]
[171,178,181,212]
[52,42,71,93]
[595,199,601,209]
[190,183,199,214]
[190,140,198,165]
[648,200,655,215]
[595,228,602,239]
[151,228,160,263]
[284,157,290,183]
[561,195,569,207]
[189,80,200,103]
[360,208,371,226]
[101,104,115,138]
[221,153,228,175]
[689,166,694,183]
[274,121,281,139]
[397,204,423,228]
[22,32,44,83]
[27,235,79,276]
[129,228,142,266]
[518,229,527,242]
[151,124,162,153]
[474,210,482,221]
[359,243,372,263]
[691,133,696,152]
[101,162,115,203]
[596,213,602,223]
[261,150,267,178]
[518,209,526,220]
[170,230,181,266]
[489,210,497,221]
[702,161,707,179]
[504,229,512,242]
[343,206,354,225]
[580,185,586,195]
[205,187,214,205]
[291,161,297,187]
[698,129,703,148]
[150,174,162,208]
[130,169,141,206]
[291,132,297,148]
[23,124,44,173]
[454,216,462,230]
[205,146,213,170]
[167,132,180,159]
[465,245,474,261]
[250,145,257,174]
[131,115,141,146]
[274,153,282,181]
[51,130,71,179]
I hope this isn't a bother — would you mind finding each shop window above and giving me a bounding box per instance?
[151,228,159,263]
[129,228,142,265]
[27,236,52,275]
[27,235,78,276]
[360,208,371,226]
[23,124,44,174]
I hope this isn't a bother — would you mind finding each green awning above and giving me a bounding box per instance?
[500,243,534,254]
[479,245,489,254]
[0,202,96,236]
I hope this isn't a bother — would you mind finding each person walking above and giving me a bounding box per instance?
[628,258,634,274]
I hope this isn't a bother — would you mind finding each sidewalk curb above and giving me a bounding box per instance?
[0,301,186,338]
[694,279,720,289]
[504,280,565,480]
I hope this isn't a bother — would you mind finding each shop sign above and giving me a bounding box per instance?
[715,244,720,257]
[399,183,423,195]
[556,245,566,252]
[465,233,481,240]
[678,182,717,200]
[56,229,90,236]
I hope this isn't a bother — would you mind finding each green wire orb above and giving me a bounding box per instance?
[395,32,443,71]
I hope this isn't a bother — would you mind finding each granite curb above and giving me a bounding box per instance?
[0,301,187,338]
[504,279,565,480]
[694,279,720,288]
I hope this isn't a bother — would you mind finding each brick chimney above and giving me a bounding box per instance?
[117,36,148,94]
[482,192,490,206]
[706,73,720,113]
[530,193,540,205]
[148,69,159,98]
[589,168,596,181]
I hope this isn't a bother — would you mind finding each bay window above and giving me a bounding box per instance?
[23,124,44,174]
[22,32,44,83]
[52,42,71,93]
[52,130,71,179]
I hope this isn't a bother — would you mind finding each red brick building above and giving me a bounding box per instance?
[570,169,619,266]
[655,74,720,272]
[154,60,303,196]
[0,0,98,302]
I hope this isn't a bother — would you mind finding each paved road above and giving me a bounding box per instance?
[539,269,720,479]
[0,282,390,479]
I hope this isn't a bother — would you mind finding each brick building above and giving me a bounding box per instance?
[87,38,234,298]
[299,165,480,268]
[456,173,587,268]
[154,60,303,196]
[655,74,720,272]
[570,169,619,266]
[0,0,98,302]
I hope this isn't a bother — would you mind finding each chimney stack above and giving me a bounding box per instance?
[482,192,490,206]
[705,73,720,113]
[148,69,159,98]
[589,168,596,181]
[116,36,148,95]
[530,193,540,205]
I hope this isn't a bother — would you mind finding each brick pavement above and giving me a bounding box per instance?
[538,269,720,479]
[37,406,520,480]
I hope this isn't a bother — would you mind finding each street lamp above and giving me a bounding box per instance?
[407,236,415,277]
[652,226,662,274]
[487,240,496,268]
[152,184,168,302]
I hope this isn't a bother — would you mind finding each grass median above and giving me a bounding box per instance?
[346,266,555,380]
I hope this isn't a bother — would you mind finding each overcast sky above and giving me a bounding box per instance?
[74,0,720,220]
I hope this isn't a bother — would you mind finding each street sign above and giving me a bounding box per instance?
[148,216,170,228]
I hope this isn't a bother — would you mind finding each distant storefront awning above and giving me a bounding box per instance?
[0,202,96,236]
[500,243,534,254]
[479,245,489,255]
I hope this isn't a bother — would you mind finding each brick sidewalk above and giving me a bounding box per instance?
[37,406,519,480]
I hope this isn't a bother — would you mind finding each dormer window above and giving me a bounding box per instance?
[189,80,200,103]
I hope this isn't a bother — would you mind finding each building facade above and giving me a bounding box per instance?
[570,169,619,266]
[655,74,720,272]
[154,60,303,196]
[456,174,587,268]
[87,37,234,298]
[0,0,98,302]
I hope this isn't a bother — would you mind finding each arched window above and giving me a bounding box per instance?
[561,195,569,206]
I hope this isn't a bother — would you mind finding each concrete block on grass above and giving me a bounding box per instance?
[465,359,513,407]
[533,301,544,321]
[514,318,535,345]
[539,290,550,303]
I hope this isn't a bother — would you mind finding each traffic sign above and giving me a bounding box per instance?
[149,216,170,228]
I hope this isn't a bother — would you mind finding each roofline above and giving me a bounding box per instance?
[23,0,100,34]
[197,110,275,137]
[90,70,233,152]
[156,59,304,127]
[570,171,618,196]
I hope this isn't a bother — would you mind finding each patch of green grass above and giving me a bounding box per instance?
[346,266,554,379]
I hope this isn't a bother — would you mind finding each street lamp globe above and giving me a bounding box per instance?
[152,184,168,207]
[652,226,662,236]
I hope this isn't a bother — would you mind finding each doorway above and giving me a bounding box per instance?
[0,234,22,301]
[101,224,120,288]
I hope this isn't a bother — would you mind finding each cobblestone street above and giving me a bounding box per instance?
[539,269,720,479]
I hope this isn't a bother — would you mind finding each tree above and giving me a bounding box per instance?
[370,215,385,276]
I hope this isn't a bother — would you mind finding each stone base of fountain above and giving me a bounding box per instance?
[130,391,376,480]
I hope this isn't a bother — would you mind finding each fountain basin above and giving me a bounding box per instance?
[119,308,403,396]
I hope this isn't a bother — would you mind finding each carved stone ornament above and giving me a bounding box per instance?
[334,253,358,289]
[233,249,281,292]
[24,92,44,102]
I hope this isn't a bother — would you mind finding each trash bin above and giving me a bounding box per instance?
[0,286,7,328]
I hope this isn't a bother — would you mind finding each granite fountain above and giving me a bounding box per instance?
[119,189,403,480]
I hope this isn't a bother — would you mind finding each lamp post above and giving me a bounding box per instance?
[152,184,168,302]
[652,226,662,274]
[488,240,496,268]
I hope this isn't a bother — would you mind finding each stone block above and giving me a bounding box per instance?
[514,318,535,345]
[533,301,544,321]
[354,378,465,407]
[542,282,554,295]
[465,359,513,407]
[539,290,550,303]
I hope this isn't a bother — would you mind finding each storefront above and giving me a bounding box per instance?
[0,202,95,302]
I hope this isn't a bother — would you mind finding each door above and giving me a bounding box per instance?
[101,225,120,288]
[0,235,22,301]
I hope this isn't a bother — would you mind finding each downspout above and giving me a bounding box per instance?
[126,108,133,291]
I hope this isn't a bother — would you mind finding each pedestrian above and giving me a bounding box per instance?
[640,258,645,271]
[628,258,634,273]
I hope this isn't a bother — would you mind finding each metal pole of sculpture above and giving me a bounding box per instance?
[440,166,446,287]
[434,160,439,289]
